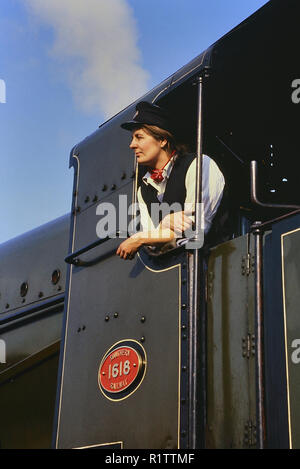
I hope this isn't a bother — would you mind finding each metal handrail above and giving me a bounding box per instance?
[64,231,128,266]
[250,161,300,210]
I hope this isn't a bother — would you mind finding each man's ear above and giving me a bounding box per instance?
[160,138,168,149]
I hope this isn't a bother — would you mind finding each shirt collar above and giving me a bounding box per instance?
[142,154,177,185]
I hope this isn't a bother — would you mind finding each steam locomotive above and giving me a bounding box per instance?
[1,0,300,449]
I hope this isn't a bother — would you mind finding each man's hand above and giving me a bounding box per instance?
[116,226,178,261]
[116,233,142,260]
[160,211,193,236]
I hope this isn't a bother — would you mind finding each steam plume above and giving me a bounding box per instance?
[25,0,149,118]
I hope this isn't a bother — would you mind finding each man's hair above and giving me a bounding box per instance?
[139,124,188,156]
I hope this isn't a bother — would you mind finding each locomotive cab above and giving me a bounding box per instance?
[54,0,300,450]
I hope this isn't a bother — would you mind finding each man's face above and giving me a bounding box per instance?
[129,128,166,168]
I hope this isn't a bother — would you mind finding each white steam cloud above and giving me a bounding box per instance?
[25,0,150,118]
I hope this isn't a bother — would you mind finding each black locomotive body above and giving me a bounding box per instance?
[1,0,300,449]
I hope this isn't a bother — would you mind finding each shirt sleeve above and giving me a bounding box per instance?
[185,155,225,234]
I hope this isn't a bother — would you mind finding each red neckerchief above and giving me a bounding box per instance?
[149,151,176,183]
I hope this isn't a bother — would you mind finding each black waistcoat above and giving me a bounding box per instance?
[139,153,196,228]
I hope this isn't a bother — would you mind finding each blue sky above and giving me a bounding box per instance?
[0,0,268,244]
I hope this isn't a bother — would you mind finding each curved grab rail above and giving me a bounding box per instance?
[65,231,128,266]
[250,161,300,210]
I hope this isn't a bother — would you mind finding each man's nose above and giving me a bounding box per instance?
[129,139,137,149]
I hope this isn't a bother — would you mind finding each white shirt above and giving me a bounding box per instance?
[137,154,225,236]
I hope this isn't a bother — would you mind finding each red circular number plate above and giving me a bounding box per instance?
[99,346,141,394]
